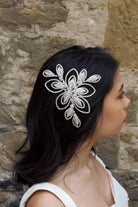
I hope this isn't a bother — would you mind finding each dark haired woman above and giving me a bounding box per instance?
[14,46,130,207]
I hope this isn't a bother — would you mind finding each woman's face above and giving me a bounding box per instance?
[95,70,131,138]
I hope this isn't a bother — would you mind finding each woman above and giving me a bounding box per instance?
[14,46,130,207]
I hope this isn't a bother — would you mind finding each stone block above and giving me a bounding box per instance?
[7,47,16,59]
[129,201,138,207]
[125,90,138,124]
[4,133,25,161]
[94,135,120,169]
[120,131,133,143]
[0,105,25,125]
[104,0,138,69]
[0,4,68,29]
[112,171,138,201]
[0,179,23,192]
[8,199,21,207]
[126,147,138,162]
[0,0,20,8]
[0,47,4,81]
[0,155,12,171]
[0,192,10,203]
[18,36,76,70]
[88,2,106,10]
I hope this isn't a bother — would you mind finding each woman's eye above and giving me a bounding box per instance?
[119,91,125,99]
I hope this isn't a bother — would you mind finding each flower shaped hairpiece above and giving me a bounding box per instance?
[43,64,101,128]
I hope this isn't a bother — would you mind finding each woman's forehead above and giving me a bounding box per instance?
[113,71,123,92]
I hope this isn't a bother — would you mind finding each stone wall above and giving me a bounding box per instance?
[0,0,137,206]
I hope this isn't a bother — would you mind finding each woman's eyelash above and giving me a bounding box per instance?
[119,91,125,98]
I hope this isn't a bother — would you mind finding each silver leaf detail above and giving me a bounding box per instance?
[43,70,57,78]
[76,87,88,96]
[78,69,87,84]
[72,113,81,128]
[56,64,64,80]
[64,107,74,120]
[86,74,101,83]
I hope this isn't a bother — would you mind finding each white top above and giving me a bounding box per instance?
[19,154,129,207]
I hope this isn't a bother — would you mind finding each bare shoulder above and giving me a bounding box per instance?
[26,190,65,207]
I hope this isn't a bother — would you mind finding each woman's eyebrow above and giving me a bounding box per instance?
[119,84,124,92]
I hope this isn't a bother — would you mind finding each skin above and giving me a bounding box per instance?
[27,70,130,207]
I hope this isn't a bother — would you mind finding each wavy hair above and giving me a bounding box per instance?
[14,46,119,186]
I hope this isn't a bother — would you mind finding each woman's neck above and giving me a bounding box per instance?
[52,136,97,182]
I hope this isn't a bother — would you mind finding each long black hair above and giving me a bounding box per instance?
[14,46,119,186]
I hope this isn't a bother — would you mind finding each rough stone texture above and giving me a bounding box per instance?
[0,155,12,171]
[0,192,10,203]
[129,201,138,207]
[17,36,76,70]
[88,2,106,10]
[0,0,137,206]
[0,179,23,192]
[104,0,138,69]
[0,4,68,29]
[0,0,21,8]
[112,171,138,201]
[126,147,138,162]
[4,133,25,161]
[0,179,26,207]
[120,131,133,143]
[47,0,108,46]
[125,90,138,124]
[94,136,120,169]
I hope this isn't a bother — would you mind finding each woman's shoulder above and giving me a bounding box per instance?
[26,190,64,207]
[20,182,77,207]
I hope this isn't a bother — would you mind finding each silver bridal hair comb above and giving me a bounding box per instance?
[42,64,101,128]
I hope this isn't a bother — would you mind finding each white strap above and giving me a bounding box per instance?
[19,182,77,207]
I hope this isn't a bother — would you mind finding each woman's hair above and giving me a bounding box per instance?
[14,45,119,186]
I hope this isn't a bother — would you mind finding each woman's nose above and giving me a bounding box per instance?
[124,96,131,108]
